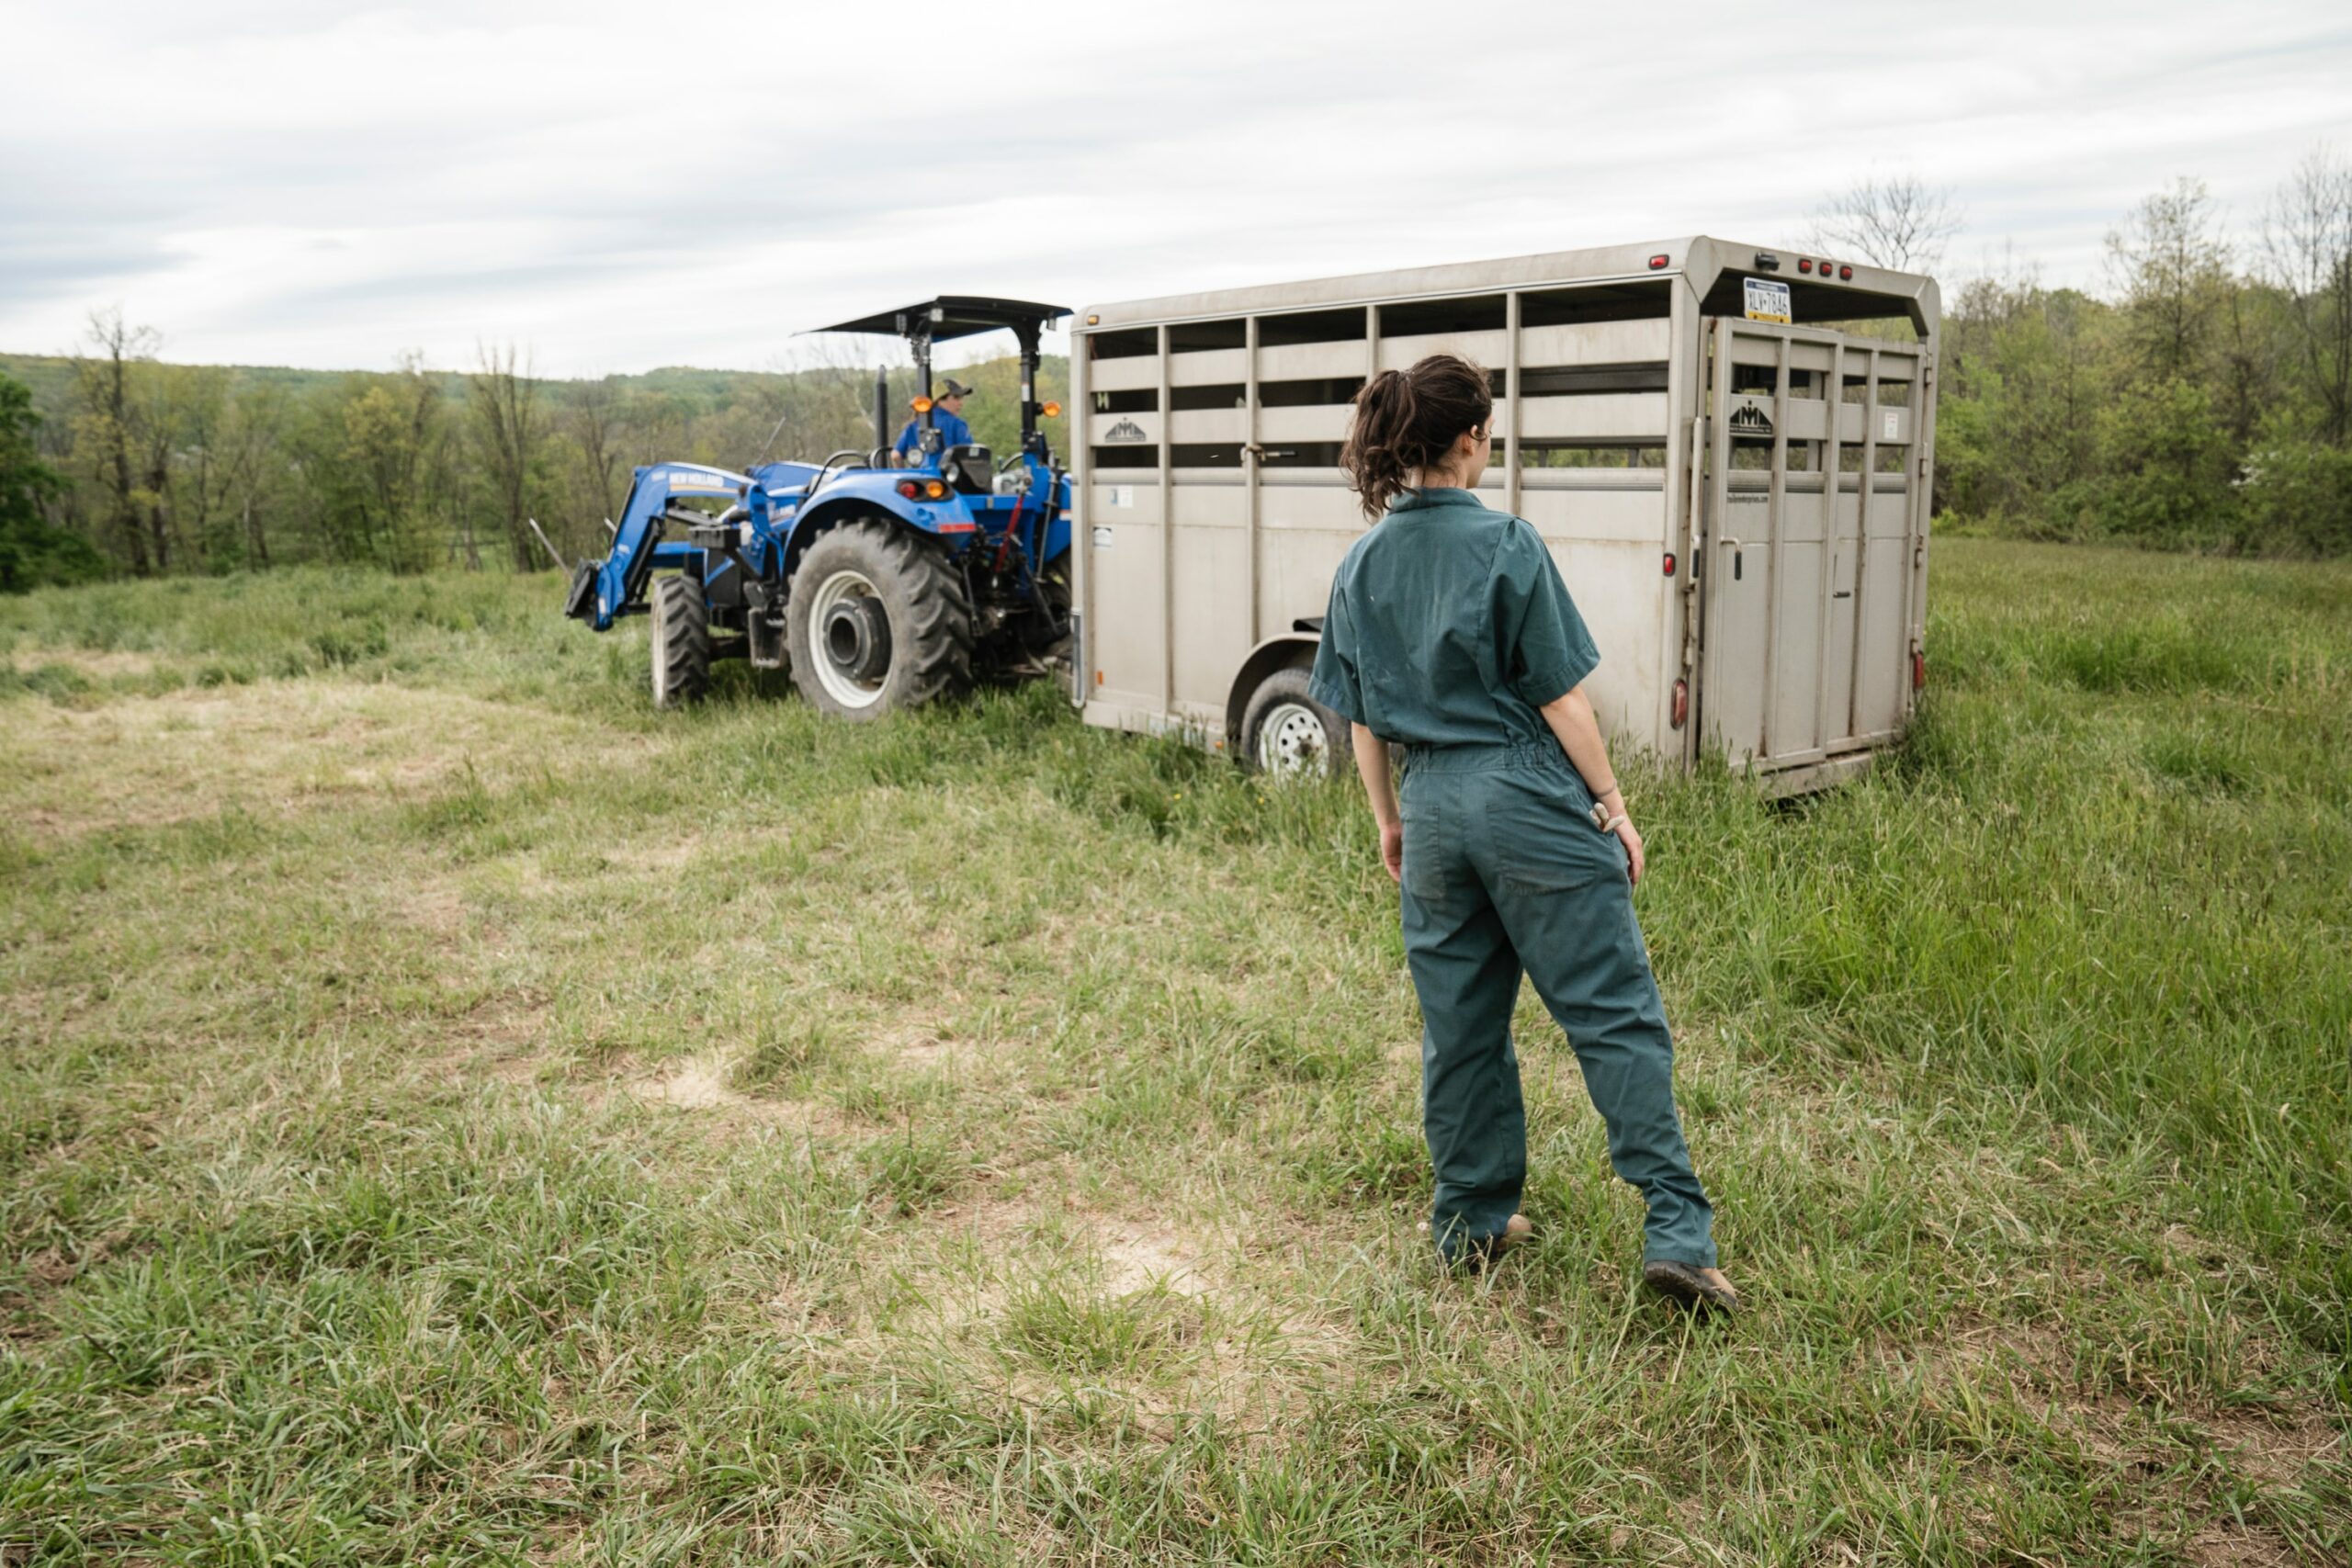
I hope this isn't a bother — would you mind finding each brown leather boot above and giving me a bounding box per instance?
[1642,1259,1740,1314]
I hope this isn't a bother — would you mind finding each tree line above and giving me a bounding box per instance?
[3,154,2348,592]
[0,338,1068,592]
[1900,155,2349,555]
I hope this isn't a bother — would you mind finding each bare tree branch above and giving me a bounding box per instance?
[1807,173,1963,273]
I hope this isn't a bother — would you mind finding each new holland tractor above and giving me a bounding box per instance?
[562,297,1073,717]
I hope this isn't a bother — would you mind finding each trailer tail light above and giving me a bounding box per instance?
[1913,650,1928,690]
[1671,679,1689,729]
[1662,551,1677,577]
[1798,258,1814,274]
[1838,265,1854,280]
[1648,254,1669,269]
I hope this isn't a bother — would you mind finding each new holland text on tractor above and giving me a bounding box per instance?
[563,298,1073,716]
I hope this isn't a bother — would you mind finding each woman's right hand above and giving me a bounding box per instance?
[1381,818,1404,883]
[1612,816,1645,886]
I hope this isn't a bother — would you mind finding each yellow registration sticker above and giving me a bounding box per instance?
[1743,277,1792,324]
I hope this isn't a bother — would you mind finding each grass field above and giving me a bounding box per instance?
[2,539,2346,1565]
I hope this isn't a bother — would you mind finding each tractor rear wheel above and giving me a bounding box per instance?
[787,520,973,719]
[650,574,712,708]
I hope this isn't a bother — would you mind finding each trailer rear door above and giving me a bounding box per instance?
[1697,316,1929,774]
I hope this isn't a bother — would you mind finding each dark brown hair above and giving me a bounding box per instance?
[1339,353,1493,518]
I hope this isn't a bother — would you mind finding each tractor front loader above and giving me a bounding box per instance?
[564,297,1074,718]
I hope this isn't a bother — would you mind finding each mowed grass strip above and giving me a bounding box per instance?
[1,540,2346,1565]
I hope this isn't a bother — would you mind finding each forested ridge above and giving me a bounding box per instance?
[0,343,1069,592]
[3,164,2346,592]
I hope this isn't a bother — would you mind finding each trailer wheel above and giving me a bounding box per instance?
[650,574,712,708]
[1239,666,1346,778]
[787,520,973,719]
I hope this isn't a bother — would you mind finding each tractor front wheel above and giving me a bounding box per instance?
[786,521,973,719]
[650,574,712,708]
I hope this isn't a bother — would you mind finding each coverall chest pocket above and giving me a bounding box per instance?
[1488,772,1618,894]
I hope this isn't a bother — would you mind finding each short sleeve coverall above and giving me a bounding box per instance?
[1306,486,1716,1269]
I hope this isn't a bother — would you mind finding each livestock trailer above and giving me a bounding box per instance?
[1068,237,1940,792]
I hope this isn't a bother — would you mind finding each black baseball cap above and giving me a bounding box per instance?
[940,378,974,399]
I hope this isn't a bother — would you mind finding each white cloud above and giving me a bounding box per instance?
[1,0,2346,375]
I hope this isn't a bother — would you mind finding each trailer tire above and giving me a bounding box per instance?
[650,574,712,708]
[1238,665,1346,779]
[787,520,973,719]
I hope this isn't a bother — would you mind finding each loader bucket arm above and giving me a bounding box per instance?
[567,462,772,631]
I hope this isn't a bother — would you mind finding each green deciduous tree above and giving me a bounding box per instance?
[0,371,107,592]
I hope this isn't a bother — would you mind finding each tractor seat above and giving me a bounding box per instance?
[940,444,994,495]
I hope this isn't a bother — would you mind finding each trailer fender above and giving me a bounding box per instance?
[1224,632,1322,751]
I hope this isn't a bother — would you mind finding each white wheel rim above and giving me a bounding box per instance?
[1258,701,1328,776]
[808,567,888,709]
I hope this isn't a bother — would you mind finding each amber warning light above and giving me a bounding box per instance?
[1042,401,1061,418]
[911,396,933,413]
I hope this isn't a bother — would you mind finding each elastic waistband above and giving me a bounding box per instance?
[1398,739,1572,775]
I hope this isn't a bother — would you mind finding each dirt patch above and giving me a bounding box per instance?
[1100,1225,1216,1298]
[600,835,704,874]
[609,1054,857,1140]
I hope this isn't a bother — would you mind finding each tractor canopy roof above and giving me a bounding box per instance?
[814,296,1070,342]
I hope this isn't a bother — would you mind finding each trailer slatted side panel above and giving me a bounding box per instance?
[1075,237,1938,789]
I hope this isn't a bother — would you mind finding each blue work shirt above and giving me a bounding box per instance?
[1307,487,1599,747]
[895,409,974,458]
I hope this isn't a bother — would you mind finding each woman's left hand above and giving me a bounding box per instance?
[1381,819,1404,883]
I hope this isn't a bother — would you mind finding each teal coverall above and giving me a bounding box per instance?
[1306,487,1716,1269]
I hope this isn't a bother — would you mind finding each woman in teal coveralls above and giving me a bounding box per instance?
[1307,354,1739,1313]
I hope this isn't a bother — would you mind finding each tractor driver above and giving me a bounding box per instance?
[894,378,976,464]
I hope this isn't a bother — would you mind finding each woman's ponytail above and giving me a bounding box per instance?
[1340,354,1493,519]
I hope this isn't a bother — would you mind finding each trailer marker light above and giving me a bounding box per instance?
[1648,254,1669,269]
[1671,679,1689,729]
[1663,551,1677,577]
[1838,265,1854,280]
[1042,401,1061,418]
[1086,313,1100,325]
[1095,670,1104,685]
[1798,258,1814,274]
[897,479,919,499]
[1913,650,1928,690]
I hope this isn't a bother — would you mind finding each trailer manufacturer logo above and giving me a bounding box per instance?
[1742,276,1792,324]
[1103,418,1149,443]
[1727,400,1774,437]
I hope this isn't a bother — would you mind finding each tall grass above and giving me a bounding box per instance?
[1,541,2346,1563]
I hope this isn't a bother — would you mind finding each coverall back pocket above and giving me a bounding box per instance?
[1488,772,1616,894]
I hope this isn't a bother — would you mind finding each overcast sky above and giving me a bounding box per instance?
[3,1,2347,378]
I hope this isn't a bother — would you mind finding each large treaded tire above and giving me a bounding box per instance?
[1238,665,1347,779]
[786,520,974,720]
[650,574,712,709]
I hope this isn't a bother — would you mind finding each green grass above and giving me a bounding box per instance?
[1,541,2346,1564]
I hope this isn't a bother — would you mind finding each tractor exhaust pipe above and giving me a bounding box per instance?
[872,366,889,457]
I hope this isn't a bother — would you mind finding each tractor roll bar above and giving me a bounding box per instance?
[813,296,1071,459]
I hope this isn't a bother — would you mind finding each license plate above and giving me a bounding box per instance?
[1743,277,1792,323]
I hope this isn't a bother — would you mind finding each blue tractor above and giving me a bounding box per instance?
[562,297,1074,716]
